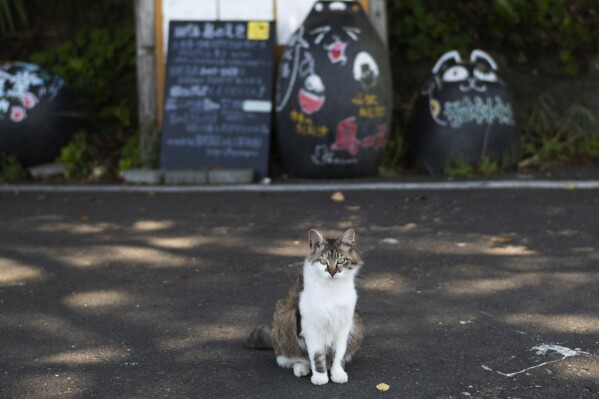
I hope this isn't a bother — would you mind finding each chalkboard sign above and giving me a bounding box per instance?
[160,21,276,179]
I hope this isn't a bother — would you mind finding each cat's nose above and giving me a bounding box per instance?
[327,265,338,277]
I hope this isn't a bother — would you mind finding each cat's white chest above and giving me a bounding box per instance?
[299,278,357,345]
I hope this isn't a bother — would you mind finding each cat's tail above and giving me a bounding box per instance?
[245,324,273,350]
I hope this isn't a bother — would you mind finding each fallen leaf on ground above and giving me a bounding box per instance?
[490,236,512,243]
[404,195,426,204]
[345,205,361,211]
[376,383,390,392]
[78,215,89,222]
[330,191,345,202]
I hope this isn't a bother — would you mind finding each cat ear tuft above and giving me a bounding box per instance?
[309,229,324,250]
[340,229,355,247]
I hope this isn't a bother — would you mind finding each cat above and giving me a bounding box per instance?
[246,229,364,385]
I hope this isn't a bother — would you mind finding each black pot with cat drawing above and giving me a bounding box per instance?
[275,1,392,178]
[408,49,520,175]
[246,229,363,385]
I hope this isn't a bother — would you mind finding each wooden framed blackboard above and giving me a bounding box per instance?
[160,20,276,179]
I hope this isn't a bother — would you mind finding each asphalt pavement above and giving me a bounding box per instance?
[0,183,598,398]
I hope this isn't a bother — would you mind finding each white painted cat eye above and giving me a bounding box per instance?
[442,65,469,82]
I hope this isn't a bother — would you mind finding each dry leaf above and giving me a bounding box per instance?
[345,205,361,211]
[376,383,390,392]
[404,195,426,204]
[78,215,89,222]
[330,191,345,202]
[490,236,512,243]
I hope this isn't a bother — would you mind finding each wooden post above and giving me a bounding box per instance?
[134,0,159,166]
[368,0,388,48]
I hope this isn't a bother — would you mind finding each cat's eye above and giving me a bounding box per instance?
[442,65,469,82]
[337,258,346,264]
[319,259,327,265]
[473,68,497,82]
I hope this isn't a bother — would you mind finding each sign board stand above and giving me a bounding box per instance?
[159,21,276,179]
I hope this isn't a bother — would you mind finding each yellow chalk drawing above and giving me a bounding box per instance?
[290,109,329,137]
[352,93,386,119]
[247,21,269,40]
[430,99,441,117]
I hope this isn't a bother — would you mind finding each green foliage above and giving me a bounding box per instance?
[478,156,500,175]
[0,154,27,182]
[388,0,472,62]
[443,156,500,178]
[520,94,599,167]
[30,26,137,137]
[444,159,475,178]
[0,0,26,35]
[388,0,597,75]
[58,130,97,178]
[118,134,142,171]
[30,24,137,177]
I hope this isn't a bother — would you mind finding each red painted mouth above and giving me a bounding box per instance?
[298,89,325,115]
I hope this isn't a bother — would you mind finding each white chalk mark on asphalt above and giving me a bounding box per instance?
[482,344,589,377]
[2,180,599,193]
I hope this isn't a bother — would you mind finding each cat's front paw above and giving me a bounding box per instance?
[330,368,348,384]
[293,363,310,377]
[311,372,329,385]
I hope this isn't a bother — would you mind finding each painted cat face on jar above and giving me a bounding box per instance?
[422,49,515,129]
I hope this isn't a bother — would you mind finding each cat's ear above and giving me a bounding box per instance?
[309,229,324,251]
[340,229,355,248]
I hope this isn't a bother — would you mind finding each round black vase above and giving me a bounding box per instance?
[275,1,392,178]
[0,62,82,166]
[408,50,520,175]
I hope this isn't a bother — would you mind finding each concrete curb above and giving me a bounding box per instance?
[2,180,599,193]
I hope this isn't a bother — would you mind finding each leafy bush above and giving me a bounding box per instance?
[29,25,137,176]
[0,0,26,35]
[30,26,137,136]
[520,94,599,167]
[118,134,142,171]
[58,130,97,178]
[388,0,598,75]
[0,154,27,182]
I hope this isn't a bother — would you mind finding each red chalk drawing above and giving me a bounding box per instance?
[331,117,388,156]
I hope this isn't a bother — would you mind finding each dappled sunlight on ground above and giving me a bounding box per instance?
[361,273,411,294]
[443,274,539,296]
[40,346,129,365]
[49,245,191,268]
[36,222,120,234]
[63,289,136,311]
[156,323,248,352]
[13,372,91,399]
[1,190,598,397]
[0,258,45,286]
[132,219,176,232]
[504,313,599,334]
[1,314,95,343]
[401,238,538,257]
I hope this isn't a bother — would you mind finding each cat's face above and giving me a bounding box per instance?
[306,229,362,280]
[429,49,501,94]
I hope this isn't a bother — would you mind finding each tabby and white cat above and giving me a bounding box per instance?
[246,229,364,385]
